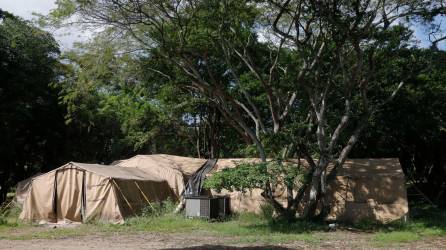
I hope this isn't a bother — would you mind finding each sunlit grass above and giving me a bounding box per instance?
[0,211,325,243]
[0,201,445,247]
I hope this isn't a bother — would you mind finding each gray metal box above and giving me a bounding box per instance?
[185,196,229,219]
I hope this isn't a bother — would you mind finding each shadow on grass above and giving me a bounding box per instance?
[339,203,446,245]
[351,204,446,232]
[241,218,326,235]
[2,200,445,245]
[164,245,293,250]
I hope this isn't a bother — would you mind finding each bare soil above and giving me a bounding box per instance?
[1,231,445,250]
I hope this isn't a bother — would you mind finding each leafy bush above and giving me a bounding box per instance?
[259,203,275,223]
[204,160,306,193]
[204,160,307,220]
[0,201,21,226]
[0,216,6,225]
[140,198,177,217]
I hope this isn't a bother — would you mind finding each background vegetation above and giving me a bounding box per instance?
[0,1,445,216]
[1,199,445,247]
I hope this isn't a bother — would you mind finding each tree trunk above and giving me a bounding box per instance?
[303,156,331,220]
[319,168,330,218]
[0,182,6,205]
[304,168,322,219]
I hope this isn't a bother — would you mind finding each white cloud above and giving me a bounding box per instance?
[0,0,55,19]
[0,0,88,50]
[1,0,443,50]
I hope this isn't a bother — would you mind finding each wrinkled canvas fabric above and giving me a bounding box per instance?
[14,173,41,206]
[19,156,408,224]
[210,158,408,223]
[115,154,206,197]
[19,162,175,224]
[325,159,408,223]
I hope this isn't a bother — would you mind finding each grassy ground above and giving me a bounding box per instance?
[1,201,445,248]
[0,212,326,245]
[369,205,446,246]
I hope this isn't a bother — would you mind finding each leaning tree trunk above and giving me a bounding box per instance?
[304,168,322,219]
[303,156,331,220]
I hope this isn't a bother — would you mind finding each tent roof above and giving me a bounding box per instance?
[211,158,403,178]
[158,154,207,175]
[64,162,165,181]
[114,155,403,178]
[117,154,206,177]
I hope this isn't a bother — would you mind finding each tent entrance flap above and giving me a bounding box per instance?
[81,169,87,222]
[184,159,218,197]
[54,167,86,223]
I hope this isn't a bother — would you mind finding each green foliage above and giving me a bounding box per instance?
[204,160,306,193]
[0,211,6,225]
[0,202,445,247]
[2,0,446,219]
[0,202,21,226]
[55,36,204,162]
[259,203,275,224]
[373,214,446,245]
[124,212,325,239]
[352,48,446,202]
[345,205,446,246]
[0,10,64,202]
[139,198,177,217]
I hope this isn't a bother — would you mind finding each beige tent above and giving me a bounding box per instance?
[209,158,289,214]
[109,155,408,223]
[14,173,42,206]
[114,154,206,197]
[210,158,408,223]
[325,158,408,223]
[20,162,175,224]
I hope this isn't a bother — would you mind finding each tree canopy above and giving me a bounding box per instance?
[0,10,63,202]
[0,1,445,216]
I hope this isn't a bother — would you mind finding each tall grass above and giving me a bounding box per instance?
[0,199,445,246]
[0,201,21,226]
[352,204,446,245]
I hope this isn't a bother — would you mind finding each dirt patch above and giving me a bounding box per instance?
[0,232,445,250]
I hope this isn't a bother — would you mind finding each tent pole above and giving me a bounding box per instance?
[53,170,59,222]
[81,170,86,223]
[112,179,136,215]
[134,181,154,209]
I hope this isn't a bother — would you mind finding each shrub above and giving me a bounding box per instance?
[140,198,177,217]
[0,216,6,225]
[204,160,305,193]
[204,160,307,221]
[0,201,21,226]
[259,203,275,224]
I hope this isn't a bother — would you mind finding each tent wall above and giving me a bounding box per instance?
[212,189,265,214]
[55,167,84,222]
[326,174,408,223]
[210,159,295,214]
[20,162,176,224]
[14,173,41,206]
[112,179,174,218]
[210,158,408,223]
[83,171,122,223]
[20,172,57,222]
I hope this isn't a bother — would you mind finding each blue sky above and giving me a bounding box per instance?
[0,0,443,50]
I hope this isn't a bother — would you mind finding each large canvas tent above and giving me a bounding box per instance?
[208,158,290,214]
[210,158,408,223]
[15,173,42,206]
[325,158,408,223]
[114,154,206,197]
[20,162,175,224]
